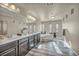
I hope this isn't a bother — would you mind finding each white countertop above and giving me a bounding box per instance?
[0,32,40,46]
[40,34,53,40]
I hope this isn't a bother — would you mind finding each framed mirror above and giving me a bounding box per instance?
[0,21,8,35]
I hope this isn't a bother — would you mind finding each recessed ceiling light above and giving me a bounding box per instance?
[51,17,55,19]
[27,15,36,21]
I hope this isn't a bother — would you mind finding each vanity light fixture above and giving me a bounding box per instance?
[0,3,20,13]
[10,4,16,10]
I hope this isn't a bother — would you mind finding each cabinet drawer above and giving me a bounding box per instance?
[19,42,28,56]
[19,38,28,44]
[0,48,16,56]
[0,41,16,53]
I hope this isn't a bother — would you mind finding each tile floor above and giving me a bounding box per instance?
[26,38,77,56]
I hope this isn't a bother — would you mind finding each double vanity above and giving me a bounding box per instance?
[0,32,40,56]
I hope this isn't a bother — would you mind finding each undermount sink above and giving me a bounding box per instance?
[0,35,6,40]
[0,35,18,40]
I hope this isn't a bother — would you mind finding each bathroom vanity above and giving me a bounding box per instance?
[0,32,40,56]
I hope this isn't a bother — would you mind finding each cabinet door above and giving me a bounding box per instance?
[19,38,28,56]
[0,48,16,56]
[0,21,2,34]
[0,41,16,56]
[0,41,16,52]
[35,35,37,45]
[29,36,35,49]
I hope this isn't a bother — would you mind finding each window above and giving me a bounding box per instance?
[29,25,32,33]
[39,24,42,32]
[49,24,52,33]
[34,25,36,32]
[42,24,45,32]
[56,24,59,32]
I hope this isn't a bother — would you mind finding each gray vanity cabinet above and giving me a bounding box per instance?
[0,32,40,56]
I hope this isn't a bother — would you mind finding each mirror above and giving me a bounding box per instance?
[0,21,7,35]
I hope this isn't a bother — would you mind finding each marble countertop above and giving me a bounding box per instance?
[0,32,40,46]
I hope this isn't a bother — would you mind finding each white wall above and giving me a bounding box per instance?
[51,3,79,55]
[0,7,26,36]
[62,4,79,55]
[0,17,26,35]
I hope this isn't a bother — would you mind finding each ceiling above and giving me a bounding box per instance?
[0,3,72,23]
[14,3,54,22]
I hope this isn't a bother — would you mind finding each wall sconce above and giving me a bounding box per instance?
[71,8,74,15]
